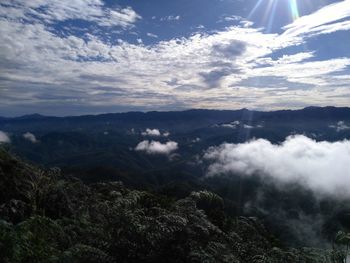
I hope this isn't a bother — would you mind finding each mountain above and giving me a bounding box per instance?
[13,113,47,120]
[1,106,350,253]
[1,106,349,172]
[0,149,345,262]
[1,106,350,132]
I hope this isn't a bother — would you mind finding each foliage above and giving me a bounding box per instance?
[0,148,345,262]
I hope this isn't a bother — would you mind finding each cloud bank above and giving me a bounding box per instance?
[0,131,10,143]
[23,132,38,143]
[135,140,178,155]
[204,135,350,198]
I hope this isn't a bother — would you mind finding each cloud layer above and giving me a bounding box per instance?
[204,135,350,198]
[0,0,349,115]
[135,140,178,155]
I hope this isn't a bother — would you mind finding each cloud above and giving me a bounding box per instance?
[0,0,141,29]
[329,121,350,132]
[135,140,178,155]
[204,135,350,198]
[243,124,254,129]
[160,15,181,21]
[192,138,201,143]
[282,0,350,38]
[142,129,159,136]
[213,121,262,129]
[199,68,233,88]
[23,132,38,143]
[213,121,240,129]
[147,33,158,38]
[0,131,10,143]
[222,15,242,22]
[211,40,247,58]
[141,129,170,137]
[0,0,350,115]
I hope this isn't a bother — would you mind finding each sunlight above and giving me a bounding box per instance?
[248,0,265,19]
[249,0,301,26]
[289,0,300,21]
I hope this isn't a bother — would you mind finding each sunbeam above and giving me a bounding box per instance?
[248,0,265,19]
[266,0,279,32]
[289,0,300,21]
[249,0,302,28]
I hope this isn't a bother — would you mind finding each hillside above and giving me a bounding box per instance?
[0,148,346,262]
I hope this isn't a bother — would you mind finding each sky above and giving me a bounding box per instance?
[0,0,349,116]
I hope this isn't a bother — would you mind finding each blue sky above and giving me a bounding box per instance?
[0,0,349,116]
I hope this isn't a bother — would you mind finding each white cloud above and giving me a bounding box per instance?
[282,0,350,38]
[142,129,170,137]
[214,121,262,129]
[135,140,178,155]
[217,121,240,129]
[204,135,350,198]
[147,33,158,38]
[0,0,350,114]
[0,0,141,29]
[23,132,38,143]
[142,129,161,136]
[222,15,241,22]
[0,131,10,143]
[160,15,181,21]
[329,121,350,132]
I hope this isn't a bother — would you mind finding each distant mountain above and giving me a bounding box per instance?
[13,113,47,120]
[1,107,349,133]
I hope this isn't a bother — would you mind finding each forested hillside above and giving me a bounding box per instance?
[0,148,347,262]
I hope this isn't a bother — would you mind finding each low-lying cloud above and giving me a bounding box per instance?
[135,140,178,155]
[329,121,350,132]
[204,135,350,198]
[23,132,38,143]
[142,128,170,137]
[213,121,263,129]
[0,131,10,143]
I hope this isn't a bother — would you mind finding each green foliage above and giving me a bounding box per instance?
[0,149,345,262]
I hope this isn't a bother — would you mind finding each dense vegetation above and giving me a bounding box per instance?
[0,148,348,262]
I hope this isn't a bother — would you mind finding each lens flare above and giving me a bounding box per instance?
[289,0,300,21]
[249,0,301,27]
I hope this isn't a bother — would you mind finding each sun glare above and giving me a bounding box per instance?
[249,0,301,29]
[289,0,300,21]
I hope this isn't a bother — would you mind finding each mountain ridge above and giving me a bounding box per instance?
[1,106,350,124]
